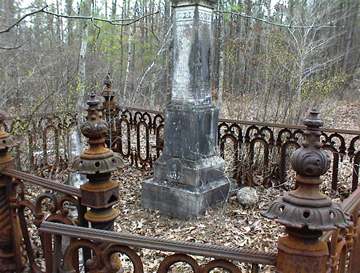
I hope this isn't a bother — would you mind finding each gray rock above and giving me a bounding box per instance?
[236,187,259,207]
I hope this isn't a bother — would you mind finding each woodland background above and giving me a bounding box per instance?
[0,0,359,124]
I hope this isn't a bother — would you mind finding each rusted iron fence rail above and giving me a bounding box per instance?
[1,167,277,272]
[2,168,81,197]
[40,221,276,273]
[0,167,87,272]
[4,107,360,193]
[320,187,360,273]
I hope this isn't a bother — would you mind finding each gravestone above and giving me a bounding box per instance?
[142,0,230,218]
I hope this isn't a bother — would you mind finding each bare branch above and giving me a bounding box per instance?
[42,9,160,26]
[133,24,173,103]
[0,44,23,50]
[0,5,160,35]
[218,10,343,29]
[0,6,48,34]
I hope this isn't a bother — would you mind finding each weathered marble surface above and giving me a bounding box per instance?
[171,4,212,104]
[142,0,229,219]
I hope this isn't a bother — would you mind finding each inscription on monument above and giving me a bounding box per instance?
[166,159,181,182]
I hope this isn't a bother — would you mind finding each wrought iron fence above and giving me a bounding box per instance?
[4,112,77,177]
[112,107,360,193]
[0,165,359,273]
[5,107,360,193]
[0,168,86,272]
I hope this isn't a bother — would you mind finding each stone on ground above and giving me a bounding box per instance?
[236,187,259,207]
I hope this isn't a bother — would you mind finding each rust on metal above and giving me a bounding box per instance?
[73,92,122,229]
[321,187,360,272]
[108,107,360,191]
[40,221,277,265]
[263,109,349,273]
[101,73,119,150]
[101,73,119,120]
[73,92,123,272]
[2,77,360,273]
[0,111,24,273]
[0,111,17,168]
[1,168,81,197]
[40,221,276,273]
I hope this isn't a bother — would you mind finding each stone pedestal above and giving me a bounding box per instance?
[142,103,229,218]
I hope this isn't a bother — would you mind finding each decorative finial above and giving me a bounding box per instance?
[291,109,329,177]
[74,92,122,176]
[100,73,119,149]
[79,93,107,142]
[101,74,114,99]
[73,87,122,259]
[87,92,100,108]
[263,109,348,232]
[103,73,112,88]
[303,108,323,129]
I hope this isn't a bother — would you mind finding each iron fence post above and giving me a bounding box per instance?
[0,111,24,273]
[263,109,349,273]
[73,93,123,270]
[101,73,119,150]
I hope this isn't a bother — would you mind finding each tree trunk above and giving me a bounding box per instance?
[77,0,91,112]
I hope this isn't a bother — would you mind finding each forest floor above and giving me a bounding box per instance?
[321,100,360,130]
[111,161,354,273]
[113,167,281,273]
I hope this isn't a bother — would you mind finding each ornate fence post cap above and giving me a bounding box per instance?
[102,73,115,98]
[101,74,119,116]
[303,108,323,129]
[103,73,112,87]
[72,93,122,175]
[262,109,349,232]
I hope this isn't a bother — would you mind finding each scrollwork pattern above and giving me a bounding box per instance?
[6,108,360,191]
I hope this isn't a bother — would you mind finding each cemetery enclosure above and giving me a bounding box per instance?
[1,102,360,272]
[1,0,360,271]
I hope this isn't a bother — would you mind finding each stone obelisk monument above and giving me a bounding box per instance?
[142,0,229,218]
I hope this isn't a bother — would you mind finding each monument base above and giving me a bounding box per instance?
[142,156,230,218]
[141,102,230,218]
[142,178,229,218]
